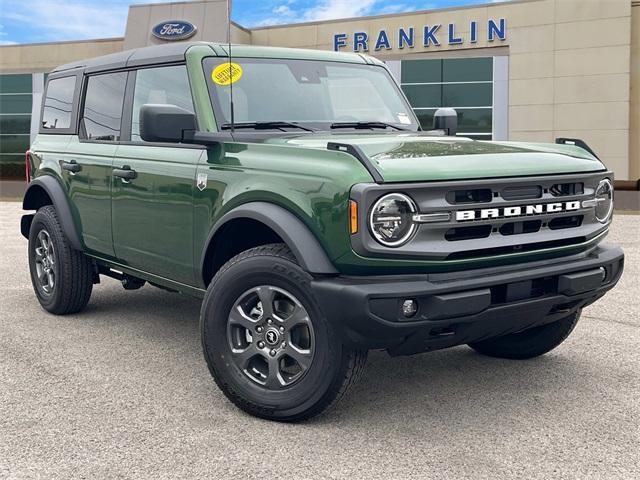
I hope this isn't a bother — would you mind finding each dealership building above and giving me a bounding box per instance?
[0,0,638,187]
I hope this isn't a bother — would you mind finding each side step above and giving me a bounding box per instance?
[97,265,146,290]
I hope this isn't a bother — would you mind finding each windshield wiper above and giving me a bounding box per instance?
[220,121,317,132]
[330,121,408,131]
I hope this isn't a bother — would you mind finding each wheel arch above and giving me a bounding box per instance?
[21,176,83,250]
[200,202,338,286]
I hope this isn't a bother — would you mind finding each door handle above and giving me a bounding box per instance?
[61,160,82,174]
[113,166,137,182]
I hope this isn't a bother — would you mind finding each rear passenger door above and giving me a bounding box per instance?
[111,64,203,285]
[64,71,128,258]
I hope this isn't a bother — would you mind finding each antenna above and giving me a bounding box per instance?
[227,0,235,133]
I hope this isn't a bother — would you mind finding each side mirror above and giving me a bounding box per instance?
[433,108,458,136]
[139,104,197,143]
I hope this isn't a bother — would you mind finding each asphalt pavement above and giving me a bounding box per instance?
[1,201,638,479]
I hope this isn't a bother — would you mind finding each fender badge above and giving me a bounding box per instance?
[196,173,207,191]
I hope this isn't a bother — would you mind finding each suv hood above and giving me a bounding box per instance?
[272,134,606,183]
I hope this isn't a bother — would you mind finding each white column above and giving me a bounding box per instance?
[30,73,44,144]
[492,55,509,141]
[385,60,401,84]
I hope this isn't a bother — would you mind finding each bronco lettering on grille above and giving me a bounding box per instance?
[456,201,581,222]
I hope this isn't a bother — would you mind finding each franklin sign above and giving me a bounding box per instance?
[334,18,506,52]
[456,201,581,222]
[152,21,197,41]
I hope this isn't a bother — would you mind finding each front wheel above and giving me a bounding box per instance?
[468,312,580,359]
[200,244,366,422]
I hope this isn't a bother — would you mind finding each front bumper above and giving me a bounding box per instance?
[312,244,624,356]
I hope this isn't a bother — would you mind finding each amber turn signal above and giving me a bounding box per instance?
[349,200,358,234]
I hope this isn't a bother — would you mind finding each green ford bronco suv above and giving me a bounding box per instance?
[22,42,624,421]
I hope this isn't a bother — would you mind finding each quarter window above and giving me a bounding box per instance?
[42,76,76,130]
[81,72,127,141]
[131,65,194,142]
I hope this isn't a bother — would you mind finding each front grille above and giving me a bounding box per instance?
[445,225,491,241]
[446,184,553,203]
[350,171,610,262]
[446,236,587,260]
[499,220,542,236]
[501,185,542,200]
[550,182,584,197]
[549,215,583,230]
[446,188,492,204]
[445,219,547,241]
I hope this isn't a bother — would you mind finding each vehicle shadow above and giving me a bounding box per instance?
[83,280,202,327]
[82,279,594,429]
[328,348,582,425]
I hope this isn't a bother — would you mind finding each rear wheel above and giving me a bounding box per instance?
[200,243,367,422]
[28,205,93,315]
[468,312,580,359]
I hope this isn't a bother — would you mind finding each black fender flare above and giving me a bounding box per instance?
[22,176,83,250]
[202,202,339,275]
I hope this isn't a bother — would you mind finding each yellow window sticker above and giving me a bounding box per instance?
[212,62,243,86]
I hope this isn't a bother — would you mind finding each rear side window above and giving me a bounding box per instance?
[42,76,76,130]
[131,65,194,142]
[81,72,127,141]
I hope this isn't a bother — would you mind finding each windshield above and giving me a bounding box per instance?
[203,57,419,131]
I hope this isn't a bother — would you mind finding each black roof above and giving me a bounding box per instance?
[51,41,212,74]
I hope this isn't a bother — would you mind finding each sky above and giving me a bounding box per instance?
[0,0,506,45]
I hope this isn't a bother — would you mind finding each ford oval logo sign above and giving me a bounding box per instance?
[152,20,197,41]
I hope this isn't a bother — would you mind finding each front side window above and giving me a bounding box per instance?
[131,65,194,142]
[42,76,76,130]
[81,72,127,141]
[204,58,418,131]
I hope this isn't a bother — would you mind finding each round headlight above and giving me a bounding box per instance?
[369,193,417,247]
[594,178,614,223]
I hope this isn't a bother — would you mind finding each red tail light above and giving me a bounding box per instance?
[25,150,31,183]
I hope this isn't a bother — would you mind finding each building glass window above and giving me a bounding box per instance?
[42,76,76,130]
[131,65,194,142]
[0,73,32,178]
[442,58,492,82]
[0,94,32,114]
[400,57,493,139]
[81,72,127,141]
[401,84,441,108]
[0,115,31,134]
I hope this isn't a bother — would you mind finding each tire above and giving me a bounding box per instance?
[468,311,581,359]
[28,205,93,315]
[200,243,367,422]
